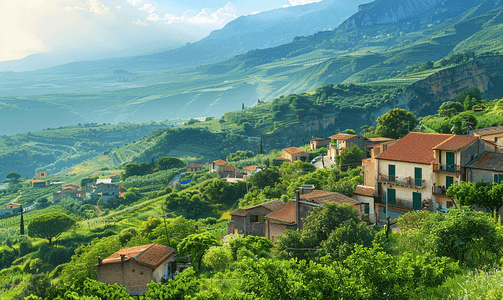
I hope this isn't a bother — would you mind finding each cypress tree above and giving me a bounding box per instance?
[20,205,24,235]
[259,137,264,154]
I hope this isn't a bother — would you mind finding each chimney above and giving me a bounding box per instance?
[120,254,125,263]
[296,189,301,230]
[98,256,103,266]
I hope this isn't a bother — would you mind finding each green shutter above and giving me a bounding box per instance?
[446,176,454,189]
[388,165,396,182]
[250,215,254,223]
[413,192,422,210]
[260,215,265,223]
[414,167,422,187]
[387,188,396,205]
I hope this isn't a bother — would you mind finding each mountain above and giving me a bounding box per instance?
[1,0,503,135]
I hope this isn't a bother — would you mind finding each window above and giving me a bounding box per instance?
[388,165,396,182]
[250,215,265,223]
[494,174,503,184]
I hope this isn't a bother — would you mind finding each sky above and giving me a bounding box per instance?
[0,0,323,62]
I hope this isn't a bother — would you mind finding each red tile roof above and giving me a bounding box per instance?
[470,126,503,136]
[230,200,285,217]
[369,137,395,142]
[223,165,236,171]
[265,201,296,224]
[353,185,375,197]
[433,135,478,151]
[30,180,47,183]
[212,159,227,166]
[244,165,260,171]
[282,147,307,155]
[300,190,360,206]
[97,243,175,269]
[376,132,459,164]
[329,134,357,141]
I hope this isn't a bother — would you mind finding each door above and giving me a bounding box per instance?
[388,165,396,182]
[387,188,396,205]
[414,167,422,187]
[413,192,422,210]
[446,152,455,173]
[446,176,454,190]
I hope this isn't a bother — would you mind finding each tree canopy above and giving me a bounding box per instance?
[447,180,503,213]
[375,108,418,139]
[158,156,185,170]
[27,212,76,245]
[335,144,366,166]
[177,232,220,270]
[6,172,21,181]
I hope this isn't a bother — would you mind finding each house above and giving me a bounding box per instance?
[352,185,376,222]
[281,147,309,163]
[0,203,22,216]
[96,179,119,202]
[30,179,47,188]
[310,138,330,150]
[186,164,202,173]
[222,165,236,178]
[361,140,397,187]
[263,201,297,242]
[227,200,285,237]
[243,165,261,176]
[6,203,21,210]
[470,126,503,147]
[209,159,227,173]
[53,183,81,202]
[374,132,494,222]
[96,243,176,296]
[465,152,503,184]
[327,134,368,161]
[34,171,47,178]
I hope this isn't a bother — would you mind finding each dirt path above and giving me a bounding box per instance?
[12,193,22,203]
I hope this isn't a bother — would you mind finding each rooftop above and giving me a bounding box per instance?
[244,165,260,171]
[466,151,503,172]
[470,126,503,136]
[212,159,227,166]
[433,135,478,151]
[353,185,375,197]
[30,180,47,183]
[265,201,296,224]
[97,243,176,269]
[282,147,307,155]
[300,190,360,206]
[376,132,471,164]
[187,164,201,168]
[368,137,395,142]
[97,179,113,185]
[329,134,358,141]
[230,199,285,217]
[222,165,236,171]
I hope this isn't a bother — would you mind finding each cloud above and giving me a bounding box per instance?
[158,2,237,26]
[139,3,155,14]
[115,5,121,10]
[126,0,142,6]
[287,0,322,6]
[88,0,110,15]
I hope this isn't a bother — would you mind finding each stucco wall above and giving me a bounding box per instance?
[98,260,153,296]
[468,169,503,184]
[265,220,296,241]
[152,256,176,282]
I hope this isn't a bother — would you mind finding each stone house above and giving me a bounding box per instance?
[53,183,81,202]
[244,165,261,176]
[352,185,376,223]
[465,152,503,184]
[30,179,47,188]
[227,200,285,236]
[186,164,202,173]
[374,132,494,221]
[470,126,503,148]
[95,179,119,202]
[310,138,330,150]
[96,243,176,296]
[34,171,47,178]
[109,174,121,184]
[281,147,309,163]
[222,165,236,178]
[6,203,21,210]
[327,134,369,161]
[263,201,297,242]
[209,159,227,173]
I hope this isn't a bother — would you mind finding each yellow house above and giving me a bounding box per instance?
[374,132,493,221]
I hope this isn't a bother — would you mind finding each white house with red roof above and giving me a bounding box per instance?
[373,132,495,221]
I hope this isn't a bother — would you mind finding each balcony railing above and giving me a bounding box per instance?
[378,174,426,188]
[375,195,414,210]
[432,186,449,196]
[433,163,461,174]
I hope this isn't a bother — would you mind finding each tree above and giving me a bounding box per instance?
[375,108,418,139]
[20,205,24,235]
[81,176,98,187]
[27,212,76,245]
[449,112,477,135]
[455,87,482,104]
[344,129,356,134]
[259,137,264,154]
[419,61,434,71]
[335,144,366,166]
[248,168,281,190]
[447,180,503,213]
[158,156,185,170]
[6,172,21,181]
[203,246,232,271]
[177,232,220,270]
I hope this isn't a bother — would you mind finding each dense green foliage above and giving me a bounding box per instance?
[27,213,76,245]
[375,108,418,139]
[447,181,503,213]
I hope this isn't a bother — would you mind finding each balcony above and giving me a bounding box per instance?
[378,174,426,189]
[432,186,448,196]
[433,163,461,174]
[375,194,414,210]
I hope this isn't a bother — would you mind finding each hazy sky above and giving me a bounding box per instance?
[0,0,322,62]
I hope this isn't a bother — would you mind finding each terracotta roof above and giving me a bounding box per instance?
[353,185,375,197]
[265,201,296,224]
[300,190,360,206]
[433,135,478,151]
[311,138,330,141]
[230,199,285,217]
[187,164,201,168]
[369,137,395,142]
[223,165,235,171]
[30,180,47,183]
[282,147,307,155]
[329,134,357,141]
[212,159,227,166]
[7,203,21,208]
[466,152,503,172]
[274,156,287,160]
[470,126,503,136]
[97,243,175,269]
[244,165,260,171]
[376,133,455,164]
